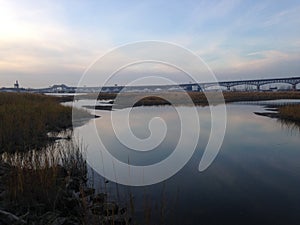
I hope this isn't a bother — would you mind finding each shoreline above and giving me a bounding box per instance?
[255,104,300,124]
[73,90,300,107]
[77,92,300,126]
[0,93,131,224]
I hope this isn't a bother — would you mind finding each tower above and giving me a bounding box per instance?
[14,80,19,89]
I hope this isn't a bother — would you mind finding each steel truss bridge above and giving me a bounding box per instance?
[200,76,300,91]
[98,76,300,93]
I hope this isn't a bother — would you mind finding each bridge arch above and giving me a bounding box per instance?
[259,82,295,91]
[202,84,228,91]
[229,83,259,91]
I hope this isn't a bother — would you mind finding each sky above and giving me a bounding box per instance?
[0,0,300,88]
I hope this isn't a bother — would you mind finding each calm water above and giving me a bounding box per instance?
[73,101,300,225]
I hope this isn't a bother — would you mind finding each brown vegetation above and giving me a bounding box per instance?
[222,91,300,103]
[0,141,131,224]
[93,91,300,107]
[0,93,89,153]
[2,142,86,210]
[0,93,130,225]
[278,105,300,122]
[1,141,89,224]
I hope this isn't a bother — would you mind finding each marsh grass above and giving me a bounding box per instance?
[0,93,90,153]
[222,91,300,102]
[0,140,89,223]
[1,138,133,225]
[2,141,85,206]
[278,105,300,122]
[94,91,300,107]
[276,105,300,134]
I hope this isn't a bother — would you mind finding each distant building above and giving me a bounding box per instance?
[14,80,19,89]
[0,80,26,93]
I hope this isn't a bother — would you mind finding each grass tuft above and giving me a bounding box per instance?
[0,93,90,153]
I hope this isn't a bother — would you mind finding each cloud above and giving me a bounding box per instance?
[0,0,299,87]
[212,50,300,80]
[262,6,300,27]
[0,0,114,87]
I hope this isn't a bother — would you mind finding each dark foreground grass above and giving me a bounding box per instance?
[0,140,131,225]
[0,141,87,224]
[0,93,90,153]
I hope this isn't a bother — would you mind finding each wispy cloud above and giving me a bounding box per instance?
[0,0,299,86]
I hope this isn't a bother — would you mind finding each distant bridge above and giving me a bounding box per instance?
[201,76,300,91]
[4,76,298,93]
[97,76,300,93]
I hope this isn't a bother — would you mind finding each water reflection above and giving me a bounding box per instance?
[74,102,300,225]
[96,106,181,166]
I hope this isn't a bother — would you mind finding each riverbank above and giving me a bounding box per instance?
[278,105,300,122]
[0,143,130,225]
[0,93,92,154]
[92,91,300,107]
[255,104,300,126]
[82,91,300,126]
[107,91,300,128]
[0,93,129,224]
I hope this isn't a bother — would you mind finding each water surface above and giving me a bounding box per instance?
[74,101,300,225]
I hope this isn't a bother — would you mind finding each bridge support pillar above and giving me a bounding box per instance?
[257,85,260,91]
[292,84,296,91]
[227,86,230,91]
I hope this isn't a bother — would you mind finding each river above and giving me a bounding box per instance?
[72,100,300,225]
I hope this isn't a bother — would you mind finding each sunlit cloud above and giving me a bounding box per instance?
[0,0,299,87]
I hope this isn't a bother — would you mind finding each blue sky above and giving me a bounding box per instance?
[0,0,300,87]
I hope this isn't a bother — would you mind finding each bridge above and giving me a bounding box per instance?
[97,76,300,93]
[201,76,300,91]
[2,76,299,93]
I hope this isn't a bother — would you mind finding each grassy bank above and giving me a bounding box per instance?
[222,91,300,102]
[98,91,300,127]
[278,105,300,122]
[0,93,89,153]
[0,141,130,225]
[93,91,300,107]
[1,142,87,223]
[0,141,130,224]
[0,93,129,224]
